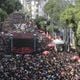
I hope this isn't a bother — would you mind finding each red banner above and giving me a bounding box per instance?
[12,47,34,54]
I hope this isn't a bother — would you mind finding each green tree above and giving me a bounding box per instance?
[60,0,80,48]
[15,0,22,11]
[0,8,7,21]
[1,0,22,14]
[0,0,22,21]
[44,0,80,49]
[77,22,80,39]
[44,0,70,24]
[35,16,47,29]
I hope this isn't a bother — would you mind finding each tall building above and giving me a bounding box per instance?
[19,0,48,19]
[36,0,48,16]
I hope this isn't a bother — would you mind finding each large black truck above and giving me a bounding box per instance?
[0,27,51,54]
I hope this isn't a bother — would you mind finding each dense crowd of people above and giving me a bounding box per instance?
[0,19,80,80]
[0,50,80,80]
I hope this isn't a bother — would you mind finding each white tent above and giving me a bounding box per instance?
[52,39,64,44]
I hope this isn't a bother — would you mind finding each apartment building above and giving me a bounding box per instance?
[19,0,48,19]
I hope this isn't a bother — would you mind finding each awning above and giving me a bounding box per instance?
[52,39,64,44]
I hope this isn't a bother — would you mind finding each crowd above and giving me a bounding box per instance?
[0,50,80,80]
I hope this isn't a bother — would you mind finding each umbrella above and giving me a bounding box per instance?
[52,39,64,44]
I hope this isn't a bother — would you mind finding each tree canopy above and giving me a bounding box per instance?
[44,0,70,24]
[0,8,7,21]
[60,0,80,45]
[44,0,80,47]
[0,0,22,21]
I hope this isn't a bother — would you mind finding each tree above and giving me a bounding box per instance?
[44,0,70,24]
[77,22,80,36]
[0,8,7,21]
[0,0,22,21]
[60,0,80,48]
[77,22,80,46]
[35,16,47,29]
[15,0,22,11]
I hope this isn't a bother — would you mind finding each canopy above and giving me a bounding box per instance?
[52,39,64,44]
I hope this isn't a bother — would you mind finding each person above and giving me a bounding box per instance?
[44,25,47,34]
[0,22,3,32]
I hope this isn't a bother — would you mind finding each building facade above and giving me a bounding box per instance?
[19,0,48,19]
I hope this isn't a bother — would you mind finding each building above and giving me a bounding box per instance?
[19,0,48,19]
